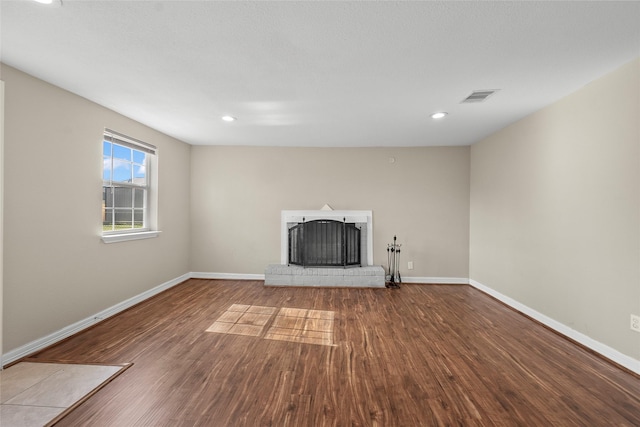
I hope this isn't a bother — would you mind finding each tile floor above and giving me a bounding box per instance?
[0,362,126,427]
[206,304,335,346]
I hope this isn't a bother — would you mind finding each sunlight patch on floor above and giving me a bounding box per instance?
[206,304,335,346]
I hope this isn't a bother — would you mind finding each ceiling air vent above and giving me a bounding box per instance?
[461,90,499,103]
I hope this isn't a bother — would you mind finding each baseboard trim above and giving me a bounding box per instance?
[4,273,637,375]
[190,272,466,285]
[401,276,469,285]
[2,273,191,367]
[190,272,265,280]
[468,279,640,375]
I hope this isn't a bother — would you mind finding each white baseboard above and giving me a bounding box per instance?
[469,279,640,375]
[190,272,466,285]
[1,272,191,367]
[4,272,637,376]
[400,276,469,285]
[190,272,265,280]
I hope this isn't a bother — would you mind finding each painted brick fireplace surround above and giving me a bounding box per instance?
[265,210,384,287]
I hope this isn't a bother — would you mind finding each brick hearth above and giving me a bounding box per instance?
[264,265,385,288]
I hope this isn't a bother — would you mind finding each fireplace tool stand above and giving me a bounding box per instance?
[386,235,401,288]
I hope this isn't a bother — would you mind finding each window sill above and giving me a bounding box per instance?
[101,230,161,244]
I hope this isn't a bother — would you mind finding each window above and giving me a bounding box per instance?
[102,129,157,238]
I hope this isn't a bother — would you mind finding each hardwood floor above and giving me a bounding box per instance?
[29,279,639,426]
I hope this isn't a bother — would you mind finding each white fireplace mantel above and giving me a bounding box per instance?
[280,210,374,266]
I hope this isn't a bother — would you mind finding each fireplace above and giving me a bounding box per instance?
[280,210,373,267]
[266,210,383,287]
[288,219,361,267]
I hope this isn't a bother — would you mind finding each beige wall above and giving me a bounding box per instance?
[190,146,470,278]
[469,58,640,360]
[1,65,191,352]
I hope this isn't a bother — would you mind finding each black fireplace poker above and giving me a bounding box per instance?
[386,235,401,288]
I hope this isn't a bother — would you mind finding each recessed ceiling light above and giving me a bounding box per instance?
[221,116,236,122]
[430,112,448,119]
[33,0,62,5]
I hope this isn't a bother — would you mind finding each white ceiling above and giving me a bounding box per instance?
[1,1,639,147]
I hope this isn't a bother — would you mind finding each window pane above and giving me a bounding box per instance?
[113,187,133,208]
[133,164,146,182]
[103,155,112,181]
[114,208,133,229]
[103,209,114,231]
[103,186,114,208]
[112,162,132,183]
[134,188,145,208]
[133,150,145,164]
[112,144,133,183]
[103,142,112,181]
[113,144,131,161]
[134,209,143,228]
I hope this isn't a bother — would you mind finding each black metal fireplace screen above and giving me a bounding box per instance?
[288,219,361,267]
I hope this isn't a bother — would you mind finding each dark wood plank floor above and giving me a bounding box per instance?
[30,279,639,426]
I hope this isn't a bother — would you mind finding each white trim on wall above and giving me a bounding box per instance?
[1,272,190,367]
[101,230,161,244]
[401,277,469,285]
[3,272,637,376]
[192,273,468,285]
[190,272,265,281]
[469,279,640,375]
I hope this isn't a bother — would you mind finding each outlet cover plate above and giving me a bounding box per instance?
[631,314,640,333]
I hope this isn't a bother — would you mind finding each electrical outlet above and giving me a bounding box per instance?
[408,261,414,270]
[631,314,640,333]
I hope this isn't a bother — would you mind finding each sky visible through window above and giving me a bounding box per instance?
[103,141,146,183]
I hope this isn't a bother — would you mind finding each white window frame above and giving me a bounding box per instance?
[101,129,160,243]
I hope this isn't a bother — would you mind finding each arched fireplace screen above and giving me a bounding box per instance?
[288,219,361,267]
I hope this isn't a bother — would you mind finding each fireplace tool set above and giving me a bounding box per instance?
[386,235,401,288]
